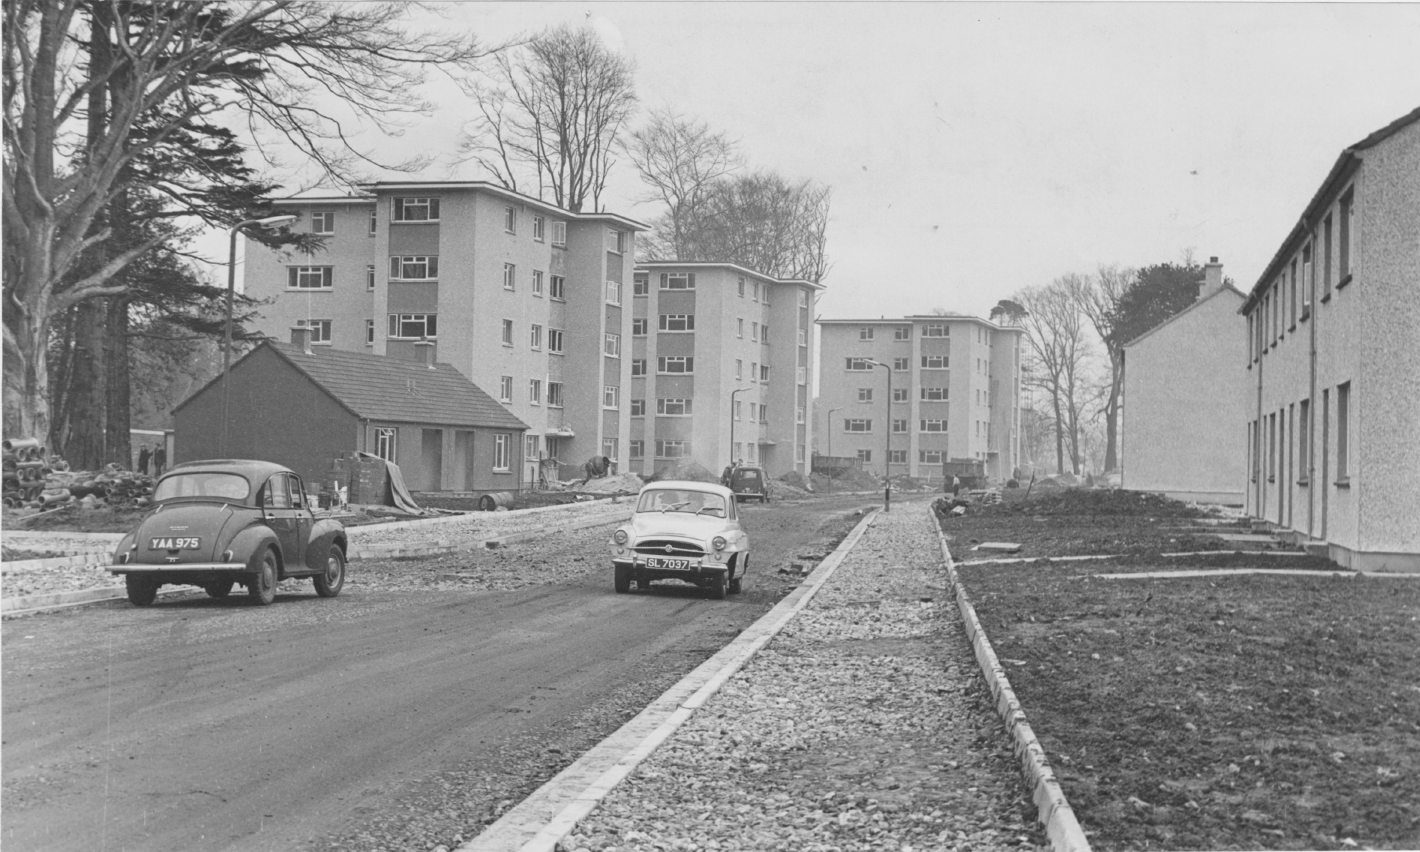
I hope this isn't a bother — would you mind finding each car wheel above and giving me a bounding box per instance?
[614,563,631,594]
[204,578,234,599]
[249,548,278,606]
[709,571,727,600]
[125,574,159,607]
[729,555,746,594]
[313,545,346,598]
[636,578,650,591]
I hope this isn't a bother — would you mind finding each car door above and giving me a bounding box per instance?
[287,474,315,569]
[260,474,301,570]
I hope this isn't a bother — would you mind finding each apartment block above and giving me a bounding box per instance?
[243,181,645,489]
[1241,107,1420,572]
[816,315,1023,482]
[628,263,823,479]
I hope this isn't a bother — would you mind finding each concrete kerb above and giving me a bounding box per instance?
[458,508,883,852]
[933,511,1093,852]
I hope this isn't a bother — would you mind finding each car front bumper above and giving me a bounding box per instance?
[612,554,731,584]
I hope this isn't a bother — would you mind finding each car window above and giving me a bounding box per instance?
[153,473,250,502]
[287,475,306,508]
[262,475,292,509]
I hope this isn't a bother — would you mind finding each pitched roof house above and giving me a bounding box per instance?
[172,330,528,494]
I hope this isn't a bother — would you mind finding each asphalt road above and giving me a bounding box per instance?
[2,495,878,851]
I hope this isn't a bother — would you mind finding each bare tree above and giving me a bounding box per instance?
[462,23,635,212]
[676,171,831,282]
[1066,264,1133,473]
[625,108,740,259]
[1016,277,1094,475]
[4,0,489,442]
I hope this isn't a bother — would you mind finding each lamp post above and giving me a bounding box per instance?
[867,360,891,511]
[825,407,843,457]
[222,215,296,456]
[728,386,753,473]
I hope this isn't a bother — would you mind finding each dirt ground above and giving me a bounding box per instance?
[938,488,1420,851]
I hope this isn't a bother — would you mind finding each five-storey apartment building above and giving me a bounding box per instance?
[629,263,823,479]
[816,315,1023,482]
[243,181,645,487]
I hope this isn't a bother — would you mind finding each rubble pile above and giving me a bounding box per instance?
[3,438,155,511]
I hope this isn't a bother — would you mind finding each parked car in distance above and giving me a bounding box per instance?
[726,464,770,502]
[109,459,348,606]
[609,480,750,599]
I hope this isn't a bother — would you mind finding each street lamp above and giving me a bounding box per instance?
[825,407,843,457]
[866,360,891,511]
[222,214,296,456]
[728,386,754,473]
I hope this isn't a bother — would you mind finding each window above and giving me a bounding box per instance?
[657,398,692,416]
[501,319,513,345]
[920,419,948,432]
[533,214,545,242]
[752,322,759,341]
[631,358,646,377]
[526,434,540,460]
[551,220,567,247]
[503,263,516,290]
[798,289,809,307]
[733,400,742,420]
[388,313,437,339]
[368,208,378,236]
[889,449,907,465]
[634,272,649,296]
[797,366,808,385]
[632,318,648,336]
[859,327,874,341]
[389,256,438,280]
[845,357,874,371]
[893,357,909,371]
[629,440,644,458]
[752,282,760,302]
[606,279,622,304]
[533,270,544,297]
[921,354,949,369]
[659,314,695,332]
[1301,245,1313,315]
[892,418,908,434]
[295,318,332,343]
[630,398,646,416]
[844,418,872,433]
[892,387,908,402]
[392,196,439,222]
[528,378,542,404]
[548,329,564,354]
[550,275,566,300]
[530,324,543,349]
[857,388,874,403]
[493,434,510,471]
[1289,259,1298,327]
[604,333,621,357]
[657,355,694,374]
[288,266,333,289]
[656,440,689,459]
[760,365,769,382]
[548,382,564,407]
[1336,381,1350,481]
[366,265,375,290]
[1298,398,1310,484]
[856,449,872,463]
[504,206,517,234]
[603,385,619,409]
[499,376,512,402]
[602,438,618,460]
[737,318,744,338]
[798,328,807,346]
[738,277,746,297]
[748,402,757,422]
[1323,213,1334,296]
[923,323,948,338]
[375,427,397,462]
[365,319,375,345]
[660,272,695,290]
[919,449,944,464]
[894,326,911,341]
[797,406,806,424]
[607,229,626,253]
[921,387,948,401]
[1338,189,1354,284]
[311,210,334,234]
[735,360,743,380]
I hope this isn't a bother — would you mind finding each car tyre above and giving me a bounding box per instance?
[249,548,278,606]
[614,563,631,594]
[204,578,234,599]
[313,545,346,598]
[125,574,159,606]
[709,571,727,600]
[636,578,650,591]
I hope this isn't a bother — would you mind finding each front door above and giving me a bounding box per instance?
[261,474,309,571]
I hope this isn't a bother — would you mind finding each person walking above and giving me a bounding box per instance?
[951,475,962,497]
[137,445,151,475]
[153,445,167,477]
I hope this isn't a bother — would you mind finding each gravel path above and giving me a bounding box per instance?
[560,507,1047,852]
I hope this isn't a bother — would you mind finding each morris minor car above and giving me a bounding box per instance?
[109,459,348,606]
[726,464,770,502]
[609,481,749,599]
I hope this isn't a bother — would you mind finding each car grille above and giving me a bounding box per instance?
[633,539,706,559]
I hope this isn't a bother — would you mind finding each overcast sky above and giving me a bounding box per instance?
[239,2,1420,322]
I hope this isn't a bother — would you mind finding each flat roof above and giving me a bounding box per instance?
[636,261,824,290]
[276,182,648,231]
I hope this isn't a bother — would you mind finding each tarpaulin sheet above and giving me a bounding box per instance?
[355,452,423,514]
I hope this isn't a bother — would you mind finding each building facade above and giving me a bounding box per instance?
[1121,258,1248,504]
[243,181,644,486]
[815,315,1023,483]
[627,263,823,479]
[1240,107,1420,572]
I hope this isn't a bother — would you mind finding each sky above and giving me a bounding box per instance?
[215,1,1420,322]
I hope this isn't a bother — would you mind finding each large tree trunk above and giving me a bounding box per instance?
[106,295,133,468]
[1102,350,1123,473]
[57,301,108,469]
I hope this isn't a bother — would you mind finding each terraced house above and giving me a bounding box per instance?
[815,315,1023,483]
[242,181,645,490]
[1241,106,1420,572]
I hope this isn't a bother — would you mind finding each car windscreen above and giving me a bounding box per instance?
[637,490,728,516]
[153,472,251,502]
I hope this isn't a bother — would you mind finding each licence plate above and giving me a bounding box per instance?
[150,537,201,550]
[644,556,692,570]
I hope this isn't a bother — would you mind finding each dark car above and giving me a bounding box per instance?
[109,459,348,606]
[726,464,770,502]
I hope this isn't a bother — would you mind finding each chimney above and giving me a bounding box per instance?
[1202,256,1224,297]
[414,337,436,369]
[290,325,313,354]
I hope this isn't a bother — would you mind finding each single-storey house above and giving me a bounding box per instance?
[173,329,529,495]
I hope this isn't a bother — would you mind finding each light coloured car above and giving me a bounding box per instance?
[609,480,750,599]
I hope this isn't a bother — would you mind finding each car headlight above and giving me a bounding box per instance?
[712,535,727,551]
[613,529,629,545]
